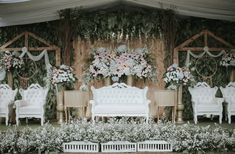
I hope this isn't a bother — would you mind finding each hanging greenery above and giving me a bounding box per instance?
[59,7,164,41]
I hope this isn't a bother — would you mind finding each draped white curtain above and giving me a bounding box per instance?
[185,47,226,66]
[0,47,52,87]
[20,47,52,87]
[0,0,235,27]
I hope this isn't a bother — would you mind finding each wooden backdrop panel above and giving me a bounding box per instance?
[72,38,165,117]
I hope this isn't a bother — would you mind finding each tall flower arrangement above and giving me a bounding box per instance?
[50,64,76,89]
[163,64,195,90]
[84,45,156,84]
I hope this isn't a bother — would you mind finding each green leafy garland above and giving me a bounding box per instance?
[59,7,165,40]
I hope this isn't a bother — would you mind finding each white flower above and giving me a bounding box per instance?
[163,64,194,88]
[51,64,76,86]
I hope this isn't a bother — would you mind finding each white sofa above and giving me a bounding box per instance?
[15,84,49,126]
[0,84,17,126]
[220,82,235,124]
[188,82,223,124]
[90,83,150,123]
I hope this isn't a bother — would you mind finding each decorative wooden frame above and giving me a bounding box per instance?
[173,29,234,124]
[0,31,61,65]
[173,29,234,63]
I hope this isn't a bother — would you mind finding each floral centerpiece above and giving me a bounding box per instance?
[84,45,156,84]
[50,64,76,90]
[0,51,24,71]
[163,64,195,90]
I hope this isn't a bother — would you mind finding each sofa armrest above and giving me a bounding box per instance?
[14,100,21,108]
[215,97,224,105]
[15,100,29,108]
[224,96,233,104]
[191,98,199,105]
[89,100,95,105]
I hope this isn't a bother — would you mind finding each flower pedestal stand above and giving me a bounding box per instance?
[176,85,184,123]
[127,75,133,86]
[57,91,64,124]
[104,77,111,86]
[56,85,64,124]
[7,71,13,87]
[7,71,14,124]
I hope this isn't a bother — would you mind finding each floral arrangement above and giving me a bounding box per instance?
[50,64,76,87]
[0,119,234,153]
[85,45,156,83]
[220,53,235,67]
[163,64,195,90]
[0,51,24,71]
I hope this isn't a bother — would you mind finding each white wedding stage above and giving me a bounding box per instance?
[0,0,235,153]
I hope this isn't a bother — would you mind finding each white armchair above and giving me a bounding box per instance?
[220,82,235,124]
[15,84,49,126]
[188,82,223,124]
[0,84,17,125]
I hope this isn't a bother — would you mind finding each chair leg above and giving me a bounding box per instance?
[64,108,68,123]
[219,114,222,124]
[194,114,198,124]
[228,114,231,124]
[157,107,159,123]
[5,116,8,126]
[41,117,44,126]
[146,116,149,124]
[173,106,176,123]
[16,117,19,126]
[92,115,95,124]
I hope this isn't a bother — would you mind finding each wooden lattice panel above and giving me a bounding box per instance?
[63,141,99,153]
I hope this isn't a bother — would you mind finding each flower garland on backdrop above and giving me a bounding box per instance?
[0,47,77,91]
[0,51,24,80]
[163,64,195,90]
[83,45,157,85]
[0,51,24,71]
[185,46,226,67]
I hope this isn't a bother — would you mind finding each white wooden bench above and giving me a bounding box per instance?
[90,83,150,123]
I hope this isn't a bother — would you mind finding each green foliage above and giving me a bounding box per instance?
[176,17,235,47]
[177,17,235,119]
[59,6,174,41]
[0,22,61,119]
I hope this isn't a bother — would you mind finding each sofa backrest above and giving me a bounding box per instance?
[188,82,217,104]
[19,84,48,107]
[0,84,17,107]
[91,83,148,104]
[220,82,235,99]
